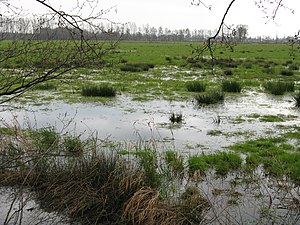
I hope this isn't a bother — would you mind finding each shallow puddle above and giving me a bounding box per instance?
[0,188,69,225]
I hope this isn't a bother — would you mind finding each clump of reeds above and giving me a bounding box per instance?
[0,126,212,225]
[288,64,299,71]
[122,187,179,225]
[179,186,210,223]
[120,63,155,72]
[194,91,225,105]
[262,67,275,74]
[164,150,184,174]
[34,82,57,90]
[221,80,242,93]
[280,70,294,76]
[263,81,295,95]
[82,84,116,97]
[214,58,238,68]
[293,91,300,107]
[186,81,206,92]
[223,69,233,76]
[169,113,183,123]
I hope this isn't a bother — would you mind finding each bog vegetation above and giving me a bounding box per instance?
[1,41,300,224]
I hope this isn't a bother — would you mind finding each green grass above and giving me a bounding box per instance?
[259,115,285,122]
[186,81,206,92]
[82,84,116,97]
[293,91,300,107]
[169,112,183,123]
[34,82,57,90]
[164,150,184,174]
[221,80,242,93]
[120,63,155,72]
[188,152,243,176]
[280,70,294,76]
[263,81,295,95]
[229,133,300,182]
[194,91,225,105]
[0,126,213,224]
[2,41,300,103]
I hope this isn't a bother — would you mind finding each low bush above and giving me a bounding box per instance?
[186,81,206,92]
[194,91,225,105]
[63,135,84,155]
[221,80,242,93]
[82,84,116,97]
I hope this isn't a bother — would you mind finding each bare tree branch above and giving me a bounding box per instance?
[0,0,120,103]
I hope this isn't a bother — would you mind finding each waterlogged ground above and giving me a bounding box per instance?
[0,188,70,225]
[1,63,300,224]
[1,90,299,153]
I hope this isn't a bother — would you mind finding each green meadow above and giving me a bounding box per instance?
[3,41,298,103]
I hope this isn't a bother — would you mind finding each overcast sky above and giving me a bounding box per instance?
[14,0,300,37]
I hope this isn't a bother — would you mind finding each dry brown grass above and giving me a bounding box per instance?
[0,126,211,224]
[122,187,180,225]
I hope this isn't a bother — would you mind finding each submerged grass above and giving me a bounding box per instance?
[230,133,300,182]
[188,152,242,176]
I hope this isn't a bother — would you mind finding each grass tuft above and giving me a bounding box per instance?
[263,81,295,95]
[120,63,155,72]
[194,91,225,105]
[164,150,184,174]
[169,113,183,123]
[186,81,206,92]
[223,69,233,76]
[293,91,300,107]
[34,82,57,90]
[221,80,242,93]
[280,70,294,76]
[82,84,116,97]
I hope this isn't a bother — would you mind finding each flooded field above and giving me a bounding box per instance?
[1,90,298,153]
[1,41,300,224]
[1,88,300,224]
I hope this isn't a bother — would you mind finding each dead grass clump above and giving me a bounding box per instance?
[34,154,146,224]
[122,186,210,225]
[179,186,210,224]
[122,187,180,225]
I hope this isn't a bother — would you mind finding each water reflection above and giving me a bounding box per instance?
[0,92,298,154]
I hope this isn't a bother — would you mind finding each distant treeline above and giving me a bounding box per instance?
[0,16,290,43]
